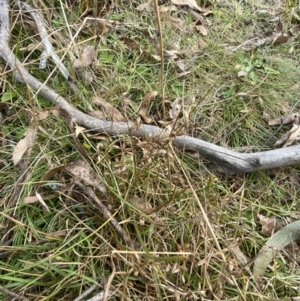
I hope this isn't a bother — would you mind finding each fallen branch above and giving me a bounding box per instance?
[1,0,300,174]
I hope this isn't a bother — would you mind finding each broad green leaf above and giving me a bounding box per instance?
[1,91,17,102]
[253,220,300,278]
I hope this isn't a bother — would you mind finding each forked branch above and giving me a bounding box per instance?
[1,0,300,175]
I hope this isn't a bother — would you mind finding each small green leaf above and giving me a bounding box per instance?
[1,91,17,102]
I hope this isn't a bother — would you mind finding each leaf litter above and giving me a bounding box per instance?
[5,0,300,299]
[12,126,37,166]
[264,111,300,147]
[138,91,158,123]
[65,158,107,195]
[72,45,96,86]
[92,96,126,122]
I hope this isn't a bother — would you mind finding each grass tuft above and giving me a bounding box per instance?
[1,0,300,300]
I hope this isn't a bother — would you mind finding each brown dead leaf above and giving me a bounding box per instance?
[92,96,126,122]
[136,1,152,12]
[275,20,283,33]
[89,110,106,119]
[37,108,61,120]
[74,68,93,86]
[13,126,37,166]
[272,20,289,45]
[262,112,270,124]
[278,101,291,113]
[163,49,180,60]
[265,113,300,126]
[23,196,39,204]
[230,244,251,266]
[258,214,283,237]
[188,8,210,25]
[159,5,178,13]
[271,112,300,147]
[275,124,300,147]
[73,45,96,68]
[290,24,300,36]
[138,91,158,123]
[65,159,107,194]
[272,33,289,45]
[72,46,96,86]
[170,0,203,12]
[195,24,208,36]
[169,97,182,119]
[129,196,152,213]
[121,37,143,53]
[166,16,188,31]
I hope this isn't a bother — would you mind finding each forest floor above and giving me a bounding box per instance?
[1,0,300,300]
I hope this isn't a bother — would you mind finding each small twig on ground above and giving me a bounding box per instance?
[153,0,166,121]
[73,284,99,301]
[75,181,138,249]
[16,1,78,94]
[0,284,29,301]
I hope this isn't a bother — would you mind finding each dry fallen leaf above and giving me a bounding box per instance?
[65,158,107,194]
[92,96,126,122]
[258,214,283,237]
[272,20,289,46]
[121,37,143,53]
[264,112,300,126]
[129,196,152,213]
[170,0,203,12]
[272,33,289,46]
[159,5,178,13]
[37,108,61,120]
[136,1,152,12]
[138,91,158,123]
[75,126,86,137]
[275,124,300,147]
[290,24,300,36]
[13,127,37,166]
[73,45,96,68]
[166,16,188,32]
[195,24,208,36]
[169,97,182,119]
[164,49,180,60]
[73,46,96,86]
[74,68,93,86]
[89,110,106,120]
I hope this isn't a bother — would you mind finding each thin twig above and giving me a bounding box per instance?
[16,1,78,94]
[0,284,29,301]
[73,284,99,301]
[153,0,166,121]
[74,181,138,249]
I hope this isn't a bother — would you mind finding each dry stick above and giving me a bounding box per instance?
[1,1,300,174]
[73,284,99,301]
[0,284,29,301]
[153,0,166,121]
[16,1,78,94]
[74,181,138,249]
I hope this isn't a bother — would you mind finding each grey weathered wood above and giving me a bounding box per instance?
[1,0,300,174]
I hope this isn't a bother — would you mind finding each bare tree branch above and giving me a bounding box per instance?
[1,0,300,174]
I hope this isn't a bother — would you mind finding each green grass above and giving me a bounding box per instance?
[1,0,300,300]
